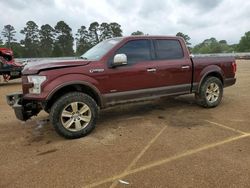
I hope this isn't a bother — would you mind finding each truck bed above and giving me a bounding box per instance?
[191,56,236,89]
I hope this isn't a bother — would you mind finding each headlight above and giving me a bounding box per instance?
[27,75,46,94]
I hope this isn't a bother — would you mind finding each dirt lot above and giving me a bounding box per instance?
[0,60,250,188]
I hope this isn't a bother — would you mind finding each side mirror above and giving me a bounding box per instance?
[113,54,127,67]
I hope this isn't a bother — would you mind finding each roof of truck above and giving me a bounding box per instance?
[114,35,183,40]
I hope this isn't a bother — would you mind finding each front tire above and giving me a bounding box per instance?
[195,77,223,108]
[50,92,98,139]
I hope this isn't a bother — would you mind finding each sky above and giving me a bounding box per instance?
[0,0,250,46]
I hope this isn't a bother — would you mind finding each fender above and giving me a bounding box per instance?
[43,74,103,105]
[197,65,225,92]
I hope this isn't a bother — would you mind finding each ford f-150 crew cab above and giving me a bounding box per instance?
[6,36,236,139]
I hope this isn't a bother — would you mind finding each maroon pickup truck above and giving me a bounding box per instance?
[6,36,236,138]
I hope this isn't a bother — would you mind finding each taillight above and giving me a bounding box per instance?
[232,61,237,74]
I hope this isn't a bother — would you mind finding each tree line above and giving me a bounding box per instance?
[0,20,250,58]
[0,21,123,58]
[175,32,250,54]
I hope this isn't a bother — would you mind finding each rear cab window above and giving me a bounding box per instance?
[154,39,184,60]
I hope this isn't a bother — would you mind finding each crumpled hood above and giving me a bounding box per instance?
[22,59,90,75]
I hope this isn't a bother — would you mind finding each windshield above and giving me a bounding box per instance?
[80,38,122,61]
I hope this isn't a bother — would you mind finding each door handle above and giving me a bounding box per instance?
[147,68,156,72]
[181,65,190,69]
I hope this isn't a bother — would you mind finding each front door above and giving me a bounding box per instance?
[101,39,160,93]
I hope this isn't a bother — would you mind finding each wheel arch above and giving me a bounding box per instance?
[44,81,103,112]
[197,71,224,93]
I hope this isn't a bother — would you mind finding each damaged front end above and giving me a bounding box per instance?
[6,92,42,121]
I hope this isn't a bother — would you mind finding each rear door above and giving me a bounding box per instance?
[152,39,192,93]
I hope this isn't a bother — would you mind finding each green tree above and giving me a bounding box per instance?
[88,22,123,46]
[176,32,191,46]
[109,22,122,37]
[1,25,17,48]
[88,22,100,45]
[99,22,122,41]
[99,22,112,41]
[238,31,250,52]
[229,44,238,52]
[0,37,3,46]
[193,38,216,53]
[53,21,74,56]
[20,21,40,57]
[52,44,62,57]
[39,24,55,57]
[218,40,233,52]
[76,22,122,55]
[192,38,233,54]
[219,40,227,45]
[75,26,91,55]
[10,42,25,58]
[131,31,144,35]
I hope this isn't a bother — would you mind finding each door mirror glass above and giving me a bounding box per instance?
[113,54,127,67]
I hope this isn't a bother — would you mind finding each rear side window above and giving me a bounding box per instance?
[155,39,184,60]
[116,40,151,64]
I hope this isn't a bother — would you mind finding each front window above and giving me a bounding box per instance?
[81,38,122,61]
[115,39,151,64]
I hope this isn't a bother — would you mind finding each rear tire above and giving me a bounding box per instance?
[50,92,98,139]
[195,77,223,108]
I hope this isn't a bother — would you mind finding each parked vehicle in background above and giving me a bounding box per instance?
[6,36,236,139]
[0,48,23,82]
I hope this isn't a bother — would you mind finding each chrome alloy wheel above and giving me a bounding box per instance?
[60,102,91,132]
[206,82,220,103]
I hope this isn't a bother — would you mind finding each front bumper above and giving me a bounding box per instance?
[6,92,41,121]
